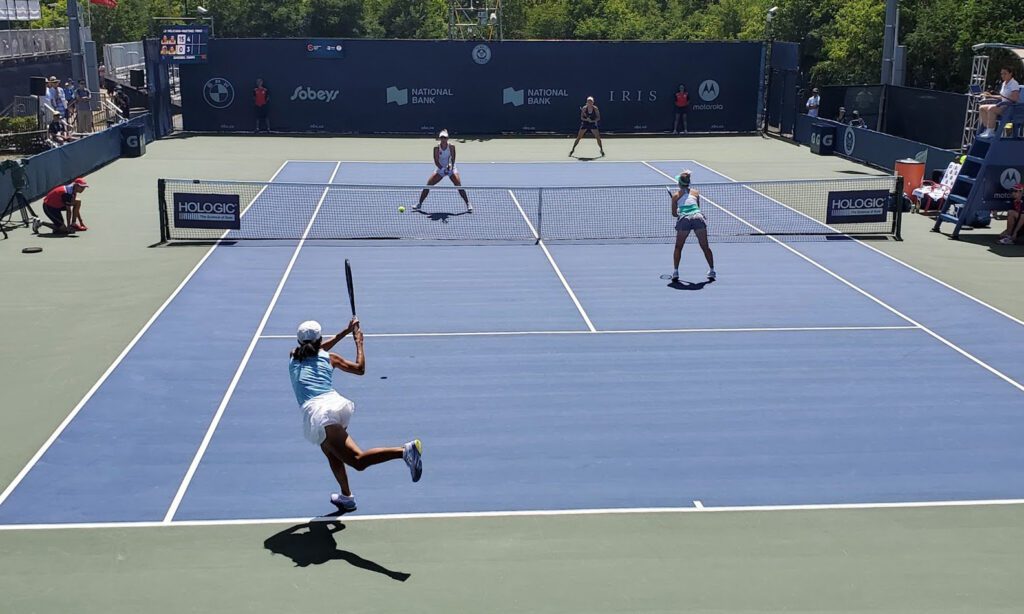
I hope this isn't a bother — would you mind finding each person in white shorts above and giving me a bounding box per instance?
[415,129,472,213]
[288,317,422,513]
[669,170,716,282]
[978,66,1020,138]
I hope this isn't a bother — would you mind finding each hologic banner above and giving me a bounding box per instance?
[172,192,240,229]
[826,189,890,224]
[181,39,762,134]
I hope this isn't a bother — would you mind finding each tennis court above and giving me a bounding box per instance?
[1,157,1023,530]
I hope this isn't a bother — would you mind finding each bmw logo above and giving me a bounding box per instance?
[203,77,234,109]
[472,44,492,65]
[844,128,856,155]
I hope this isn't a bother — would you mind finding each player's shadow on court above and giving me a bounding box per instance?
[416,209,471,224]
[571,154,605,161]
[264,521,411,581]
[668,279,715,291]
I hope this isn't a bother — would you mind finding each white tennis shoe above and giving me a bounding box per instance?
[403,439,423,483]
[330,493,357,512]
[707,269,716,280]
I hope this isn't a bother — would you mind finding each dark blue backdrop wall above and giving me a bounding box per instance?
[180,39,764,134]
[0,54,72,111]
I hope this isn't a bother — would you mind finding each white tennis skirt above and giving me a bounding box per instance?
[300,390,355,445]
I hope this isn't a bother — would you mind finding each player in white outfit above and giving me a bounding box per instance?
[415,129,472,212]
[288,317,422,513]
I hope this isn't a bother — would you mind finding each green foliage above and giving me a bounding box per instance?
[0,116,44,153]
[32,0,1024,94]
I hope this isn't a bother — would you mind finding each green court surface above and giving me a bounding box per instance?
[1,135,1021,613]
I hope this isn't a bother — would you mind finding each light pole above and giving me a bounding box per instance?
[761,6,778,133]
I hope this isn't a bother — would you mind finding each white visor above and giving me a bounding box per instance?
[438,129,449,138]
[297,320,322,342]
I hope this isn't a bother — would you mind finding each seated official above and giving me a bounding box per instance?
[848,110,866,129]
[979,66,1020,138]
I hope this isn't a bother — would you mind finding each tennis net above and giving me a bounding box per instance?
[158,176,903,243]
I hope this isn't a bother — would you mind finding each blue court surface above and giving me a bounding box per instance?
[2,160,1024,526]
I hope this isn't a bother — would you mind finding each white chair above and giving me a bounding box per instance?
[912,162,961,214]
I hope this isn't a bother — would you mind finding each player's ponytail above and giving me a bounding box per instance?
[290,338,321,361]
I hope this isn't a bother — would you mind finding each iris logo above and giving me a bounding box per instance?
[503,87,524,107]
[472,44,492,65]
[999,168,1021,190]
[387,86,409,106]
[844,128,856,155]
[698,80,720,102]
[203,77,234,109]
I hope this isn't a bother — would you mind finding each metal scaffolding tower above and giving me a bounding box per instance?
[962,53,989,151]
[448,0,502,41]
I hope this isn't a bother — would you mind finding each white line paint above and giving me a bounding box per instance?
[3,497,1023,532]
[642,162,1024,394]
[0,160,295,510]
[162,162,343,523]
[507,189,596,332]
[257,325,919,340]
[687,161,1024,329]
[693,500,704,509]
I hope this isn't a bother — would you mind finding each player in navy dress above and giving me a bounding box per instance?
[570,97,604,157]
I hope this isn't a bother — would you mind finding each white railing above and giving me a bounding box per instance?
[0,28,72,59]
[103,41,145,84]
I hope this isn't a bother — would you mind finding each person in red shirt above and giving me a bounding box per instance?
[254,78,270,133]
[998,183,1024,245]
[33,177,88,235]
[673,84,689,134]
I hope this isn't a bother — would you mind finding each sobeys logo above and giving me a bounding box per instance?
[290,86,340,102]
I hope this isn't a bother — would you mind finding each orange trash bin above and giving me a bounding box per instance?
[894,159,925,200]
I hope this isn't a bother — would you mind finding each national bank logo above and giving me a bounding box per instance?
[503,87,568,107]
[387,86,453,106]
[203,77,234,109]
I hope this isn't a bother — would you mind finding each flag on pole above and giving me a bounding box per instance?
[89,0,118,8]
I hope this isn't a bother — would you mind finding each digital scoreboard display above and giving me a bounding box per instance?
[160,26,209,63]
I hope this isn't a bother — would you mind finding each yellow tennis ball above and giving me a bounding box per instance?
[398,206,406,213]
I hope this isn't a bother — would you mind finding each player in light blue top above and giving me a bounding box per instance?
[289,317,422,513]
[669,170,715,282]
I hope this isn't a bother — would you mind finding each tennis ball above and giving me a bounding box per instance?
[398,206,406,213]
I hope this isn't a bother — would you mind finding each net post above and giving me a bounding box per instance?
[892,175,904,240]
[536,187,543,244]
[157,178,168,244]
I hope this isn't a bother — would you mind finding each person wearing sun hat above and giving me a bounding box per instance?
[997,183,1024,245]
[45,76,68,119]
[287,317,423,513]
[33,177,88,235]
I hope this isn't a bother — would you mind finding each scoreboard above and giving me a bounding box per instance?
[160,26,209,63]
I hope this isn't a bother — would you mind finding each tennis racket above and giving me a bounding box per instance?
[344,259,356,317]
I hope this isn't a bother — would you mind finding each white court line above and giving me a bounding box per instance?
[3,497,1023,532]
[0,160,296,511]
[162,162,343,523]
[257,325,920,340]
[693,500,704,509]
[687,160,1024,329]
[642,162,1024,395]
[507,189,596,332]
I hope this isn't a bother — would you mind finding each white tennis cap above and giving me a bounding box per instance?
[438,129,449,138]
[296,320,322,342]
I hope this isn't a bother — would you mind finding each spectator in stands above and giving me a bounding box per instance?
[806,88,820,117]
[998,183,1024,245]
[114,86,131,119]
[31,177,89,235]
[74,79,91,123]
[62,79,75,118]
[672,84,689,134]
[47,114,71,147]
[45,76,67,119]
[979,67,1020,138]
[835,106,849,123]
[849,110,866,129]
[254,78,271,133]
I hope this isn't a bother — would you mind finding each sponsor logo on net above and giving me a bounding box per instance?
[203,77,234,109]
[691,80,722,110]
[290,86,340,102]
[387,86,453,106]
[828,195,887,217]
[503,87,568,107]
[176,198,238,222]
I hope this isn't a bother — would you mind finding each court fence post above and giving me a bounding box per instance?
[157,178,168,244]
[892,175,904,241]
[537,187,543,244]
